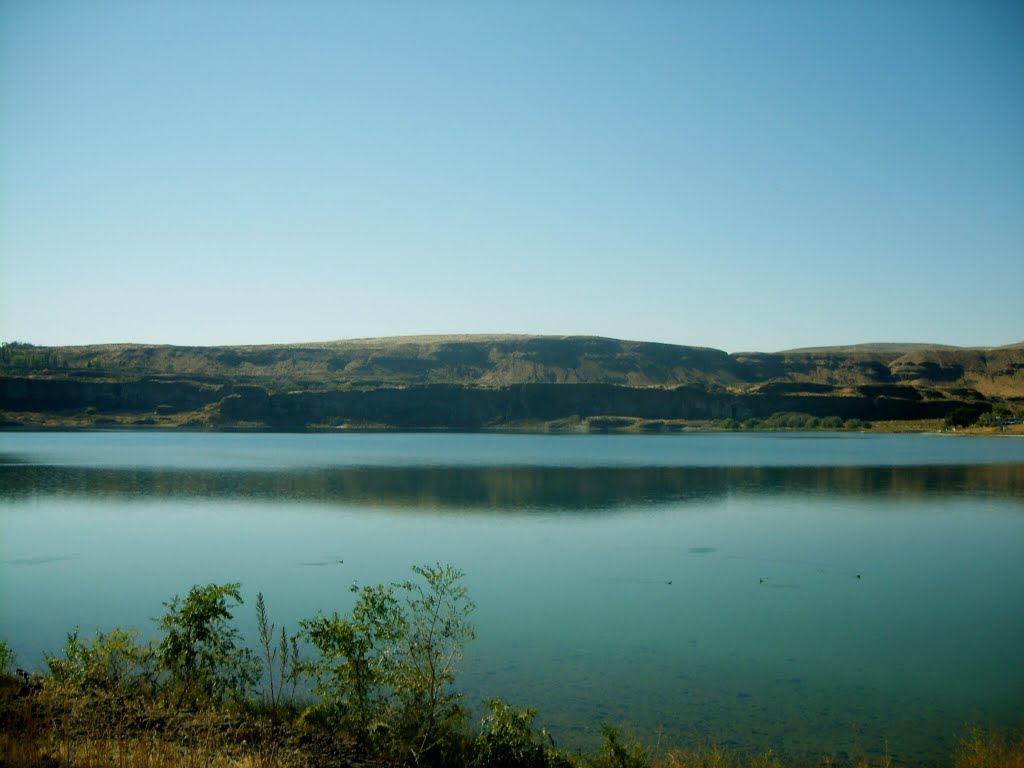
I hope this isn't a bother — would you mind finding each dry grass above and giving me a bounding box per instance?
[953,726,1024,768]
[3,677,1023,768]
[653,739,900,768]
[658,742,783,768]
[0,680,313,768]
[2,737,303,767]
[0,731,296,768]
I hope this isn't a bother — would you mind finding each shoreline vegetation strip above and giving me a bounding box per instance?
[1,569,1021,768]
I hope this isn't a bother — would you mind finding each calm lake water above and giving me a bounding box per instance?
[2,431,1023,766]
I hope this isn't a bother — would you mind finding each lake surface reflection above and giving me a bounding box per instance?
[2,432,1023,766]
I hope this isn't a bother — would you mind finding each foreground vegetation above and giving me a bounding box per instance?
[1,567,1021,768]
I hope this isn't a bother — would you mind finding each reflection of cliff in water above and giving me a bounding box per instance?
[2,463,1023,511]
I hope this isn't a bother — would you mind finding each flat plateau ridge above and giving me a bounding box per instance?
[1,335,1022,429]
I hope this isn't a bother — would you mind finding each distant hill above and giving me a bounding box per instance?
[2,336,1022,430]
[779,343,962,354]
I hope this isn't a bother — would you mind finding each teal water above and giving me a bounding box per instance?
[2,432,1023,766]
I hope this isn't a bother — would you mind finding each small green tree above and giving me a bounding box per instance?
[301,563,476,762]
[302,581,405,743]
[474,698,569,768]
[157,582,259,706]
[945,407,981,429]
[392,563,477,760]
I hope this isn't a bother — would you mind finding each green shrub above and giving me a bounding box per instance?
[302,580,404,741]
[45,627,158,694]
[302,563,476,762]
[157,582,259,706]
[763,412,818,429]
[0,638,15,678]
[945,408,981,428]
[474,698,570,768]
[586,725,649,768]
[391,563,476,750]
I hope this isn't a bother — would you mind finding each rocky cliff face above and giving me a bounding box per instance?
[0,376,223,413]
[216,377,992,427]
[2,336,1019,429]
[888,347,1024,397]
[2,376,982,429]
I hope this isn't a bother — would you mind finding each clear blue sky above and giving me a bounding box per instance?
[1,0,1021,352]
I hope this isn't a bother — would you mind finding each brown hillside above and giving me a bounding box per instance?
[2,336,1023,397]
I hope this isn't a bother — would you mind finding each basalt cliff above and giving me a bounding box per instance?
[2,336,1021,430]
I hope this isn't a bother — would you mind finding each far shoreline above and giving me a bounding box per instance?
[1,416,1022,437]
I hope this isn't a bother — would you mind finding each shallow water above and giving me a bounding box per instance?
[2,431,1023,765]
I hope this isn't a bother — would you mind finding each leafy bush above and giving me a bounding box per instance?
[474,698,570,768]
[743,413,868,430]
[45,627,158,694]
[157,582,259,706]
[302,563,476,762]
[945,408,981,429]
[0,639,15,678]
[302,580,404,741]
[586,725,649,768]
[763,412,818,429]
[392,563,476,753]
